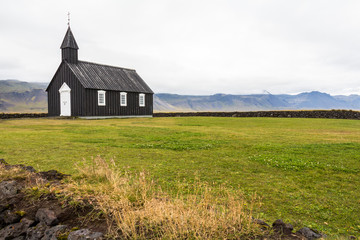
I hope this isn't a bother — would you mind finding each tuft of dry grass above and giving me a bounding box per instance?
[61,156,263,239]
[0,164,30,182]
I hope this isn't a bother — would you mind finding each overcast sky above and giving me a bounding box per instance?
[1,0,360,95]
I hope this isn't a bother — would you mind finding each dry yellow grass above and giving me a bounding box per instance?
[0,164,28,182]
[60,156,263,239]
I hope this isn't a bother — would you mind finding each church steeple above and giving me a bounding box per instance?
[60,26,79,63]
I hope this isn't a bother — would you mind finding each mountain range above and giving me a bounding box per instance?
[154,92,360,112]
[1,79,360,113]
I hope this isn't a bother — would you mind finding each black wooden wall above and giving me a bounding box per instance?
[47,63,85,116]
[62,49,78,64]
[83,90,153,116]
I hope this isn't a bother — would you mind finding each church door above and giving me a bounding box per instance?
[59,82,71,116]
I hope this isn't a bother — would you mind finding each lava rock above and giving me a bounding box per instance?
[0,209,22,225]
[272,219,294,235]
[0,180,21,200]
[0,113,48,119]
[42,225,67,240]
[1,163,37,173]
[0,158,7,165]
[13,164,37,173]
[252,218,270,230]
[0,218,34,239]
[154,110,360,120]
[296,227,322,240]
[35,208,59,226]
[12,236,25,240]
[68,228,104,240]
[38,170,68,181]
[0,204,9,213]
[26,222,48,240]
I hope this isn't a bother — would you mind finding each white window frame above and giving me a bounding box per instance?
[98,90,106,106]
[139,93,145,107]
[120,92,127,106]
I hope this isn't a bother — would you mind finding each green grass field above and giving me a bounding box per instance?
[0,117,359,236]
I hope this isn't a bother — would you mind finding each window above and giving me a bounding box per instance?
[139,93,145,107]
[98,90,106,106]
[120,92,127,106]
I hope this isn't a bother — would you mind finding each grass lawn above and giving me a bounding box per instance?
[0,117,359,236]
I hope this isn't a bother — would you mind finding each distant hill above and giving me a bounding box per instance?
[1,79,359,113]
[156,91,360,112]
[0,80,47,112]
[0,79,48,93]
[278,91,349,109]
[154,93,287,111]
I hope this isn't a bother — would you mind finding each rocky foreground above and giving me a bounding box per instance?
[0,159,106,240]
[0,159,332,239]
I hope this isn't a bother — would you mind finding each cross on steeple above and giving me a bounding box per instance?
[60,15,79,63]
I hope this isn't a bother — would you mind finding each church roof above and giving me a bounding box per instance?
[65,60,153,93]
[60,27,79,49]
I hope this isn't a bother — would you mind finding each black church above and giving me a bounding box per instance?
[46,26,153,118]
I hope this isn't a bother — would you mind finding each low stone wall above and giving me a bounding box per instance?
[1,110,360,120]
[0,113,48,119]
[154,110,360,120]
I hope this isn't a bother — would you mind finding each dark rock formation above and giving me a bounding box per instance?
[272,219,294,235]
[4,164,36,173]
[0,209,22,226]
[37,170,69,181]
[0,180,21,200]
[0,158,36,172]
[0,204,9,214]
[42,225,67,240]
[26,222,48,240]
[252,218,270,230]
[0,160,106,239]
[68,228,104,240]
[35,208,59,226]
[0,218,34,239]
[296,227,323,240]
